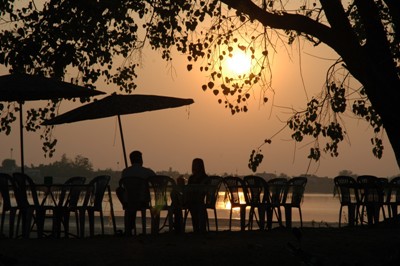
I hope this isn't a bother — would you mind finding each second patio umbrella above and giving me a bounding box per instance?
[42,93,194,167]
[0,73,106,173]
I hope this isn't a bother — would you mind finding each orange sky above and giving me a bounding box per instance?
[1,41,399,178]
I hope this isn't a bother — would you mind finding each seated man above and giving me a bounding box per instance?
[116,150,156,207]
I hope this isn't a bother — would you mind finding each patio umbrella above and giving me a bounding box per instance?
[42,93,195,167]
[0,73,106,173]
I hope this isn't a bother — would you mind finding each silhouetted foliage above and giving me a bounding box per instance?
[0,1,399,173]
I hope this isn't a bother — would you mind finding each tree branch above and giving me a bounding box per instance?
[319,0,360,48]
[383,0,400,42]
[220,0,335,47]
[220,0,367,84]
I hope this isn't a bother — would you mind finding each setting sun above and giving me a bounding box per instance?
[225,51,252,76]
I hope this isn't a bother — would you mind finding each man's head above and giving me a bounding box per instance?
[130,150,143,165]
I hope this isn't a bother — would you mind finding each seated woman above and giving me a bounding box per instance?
[186,158,209,233]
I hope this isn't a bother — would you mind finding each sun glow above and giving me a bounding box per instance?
[225,51,252,76]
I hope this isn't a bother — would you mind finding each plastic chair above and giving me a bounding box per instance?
[243,175,268,230]
[333,175,359,227]
[183,175,223,232]
[265,178,287,230]
[357,175,386,225]
[203,175,223,231]
[282,176,307,228]
[11,172,54,238]
[147,175,176,234]
[378,177,389,219]
[386,176,400,223]
[0,173,18,238]
[223,176,250,231]
[119,176,151,236]
[79,175,111,237]
[56,176,87,238]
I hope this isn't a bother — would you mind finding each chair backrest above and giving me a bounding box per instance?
[378,177,390,203]
[119,176,150,210]
[333,175,358,205]
[357,175,383,203]
[283,177,307,206]
[83,175,111,210]
[59,176,87,208]
[243,175,267,205]
[0,173,13,210]
[203,175,223,208]
[11,172,40,208]
[148,175,176,209]
[266,178,287,205]
[223,176,248,206]
[389,176,400,204]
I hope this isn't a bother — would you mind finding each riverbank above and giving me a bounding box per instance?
[1,225,399,266]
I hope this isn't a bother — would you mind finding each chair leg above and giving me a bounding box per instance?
[273,206,283,227]
[168,209,174,232]
[266,207,273,230]
[380,204,386,221]
[1,210,16,238]
[151,211,160,235]
[141,210,147,235]
[285,205,292,228]
[99,211,104,235]
[392,205,399,224]
[73,211,80,238]
[88,210,95,236]
[35,209,46,238]
[22,209,34,238]
[229,209,233,231]
[15,211,21,238]
[214,209,218,232]
[205,211,210,231]
[247,207,253,230]
[347,204,357,227]
[8,210,16,238]
[239,206,246,231]
[298,207,303,227]
[182,209,189,233]
[387,204,392,219]
[79,209,86,238]
[0,212,5,235]
[63,211,71,238]
[258,206,265,231]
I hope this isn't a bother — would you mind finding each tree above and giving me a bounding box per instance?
[0,1,399,172]
[1,158,17,170]
[35,153,93,178]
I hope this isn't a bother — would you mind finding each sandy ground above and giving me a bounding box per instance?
[1,225,400,266]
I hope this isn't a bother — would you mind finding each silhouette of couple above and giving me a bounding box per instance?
[116,150,209,234]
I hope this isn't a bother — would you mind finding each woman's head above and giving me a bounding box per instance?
[192,158,206,175]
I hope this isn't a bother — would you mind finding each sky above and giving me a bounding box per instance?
[1,39,399,178]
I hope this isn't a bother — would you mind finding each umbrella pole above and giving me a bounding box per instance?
[118,114,128,168]
[19,102,25,174]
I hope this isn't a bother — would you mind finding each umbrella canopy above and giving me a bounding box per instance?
[0,73,106,173]
[0,73,105,102]
[43,93,195,167]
